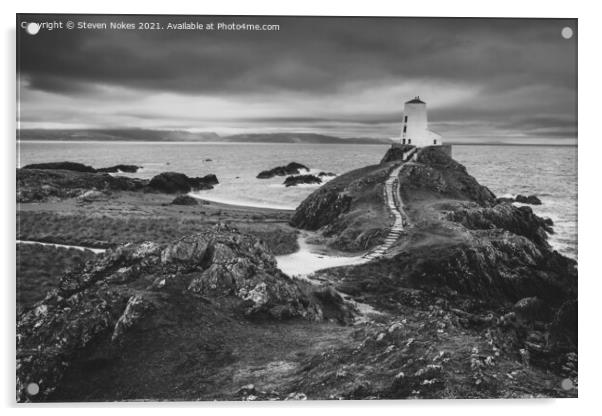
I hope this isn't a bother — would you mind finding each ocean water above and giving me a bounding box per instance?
[17,141,577,259]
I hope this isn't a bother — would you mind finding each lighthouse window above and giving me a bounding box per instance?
[404,116,408,122]
[408,139,412,144]
[403,126,407,133]
[433,139,437,145]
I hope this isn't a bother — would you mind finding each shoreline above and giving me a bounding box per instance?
[188,192,296,212]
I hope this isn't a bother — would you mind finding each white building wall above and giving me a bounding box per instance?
[400,98,442,147]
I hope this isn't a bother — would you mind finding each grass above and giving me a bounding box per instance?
[17,211,298,255]
[17,243,97,313]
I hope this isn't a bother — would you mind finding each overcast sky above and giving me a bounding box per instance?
[17,15,577,143]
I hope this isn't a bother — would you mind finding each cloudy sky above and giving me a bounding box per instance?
[17,15,577,143]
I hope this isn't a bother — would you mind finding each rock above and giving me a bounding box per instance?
[96,164,140,173]
[318,172,336,177]
[171,195,199,205]
[16,226,328,402]
[515,194,542,205]
[402,147,497,207]
[380,144,415,163]
[148,172,218,193]
[549,299,577,351]
[76,190,107,202]
[283,174,322,187]
[291,165,389,234]
[189,174,218,189]
[111,295,155,342]
[496,197,515,204]
[22,161,96,173]
[148,172,193,193]
[237,384,256,395]
[513,297,548,321]
[17,168,146,202]
[447,202,553,246]
[285,392,307,400]
[390,364,444,398]
[257,162,309,179]
[22,162,141,174]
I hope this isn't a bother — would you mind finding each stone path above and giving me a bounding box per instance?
[361,161,408,261]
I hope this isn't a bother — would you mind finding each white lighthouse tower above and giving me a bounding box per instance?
[400,97,442,147]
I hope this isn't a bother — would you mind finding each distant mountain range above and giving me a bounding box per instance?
[17,129,394,145]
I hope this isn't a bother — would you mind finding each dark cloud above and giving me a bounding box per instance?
[17,14,577,141]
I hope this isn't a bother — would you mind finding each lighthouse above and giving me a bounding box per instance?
[400,97,442,147]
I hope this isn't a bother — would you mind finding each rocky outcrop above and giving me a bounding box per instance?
[399,146,497,207]
[17,168,219,202]
[16,226,325,402]
[257,162,309,179]
[380,144,415,163]
[23,161,141,174]
[96,164,140,173]
[291,163,393,251]
[283,174,322,187]
[22,161,96,173]
[496,194,543,205]
[515,194,543,205]
[171,195,199,205]
[447,202,554,247]
[148,172,218,193]
[17,168,146,202]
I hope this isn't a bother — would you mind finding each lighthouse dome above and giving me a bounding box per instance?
[405,96,425,104]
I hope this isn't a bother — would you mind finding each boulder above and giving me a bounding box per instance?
[189,174,219,189]
[515,194,542,205]
[148,172,218,193]
[171,195,199,205]
[257,162,309,179]
[513,296,548,321]
[76,190,107,203]
[283,174,322,187]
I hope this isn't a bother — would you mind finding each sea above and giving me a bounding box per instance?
[17,141,577,260]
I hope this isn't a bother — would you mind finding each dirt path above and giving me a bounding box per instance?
[16,240,106,254]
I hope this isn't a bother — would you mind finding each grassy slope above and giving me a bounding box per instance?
[17,192,298,255]
[292,162,397,252]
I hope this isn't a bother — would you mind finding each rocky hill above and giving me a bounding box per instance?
[16,226,350,402]
[16,146,578,401]
[290,163,394,251]
[305,146,577,390]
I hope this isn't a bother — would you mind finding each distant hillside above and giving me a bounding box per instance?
[17,129,393,145]
[17,129,220,142]
[222,133,393,145]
